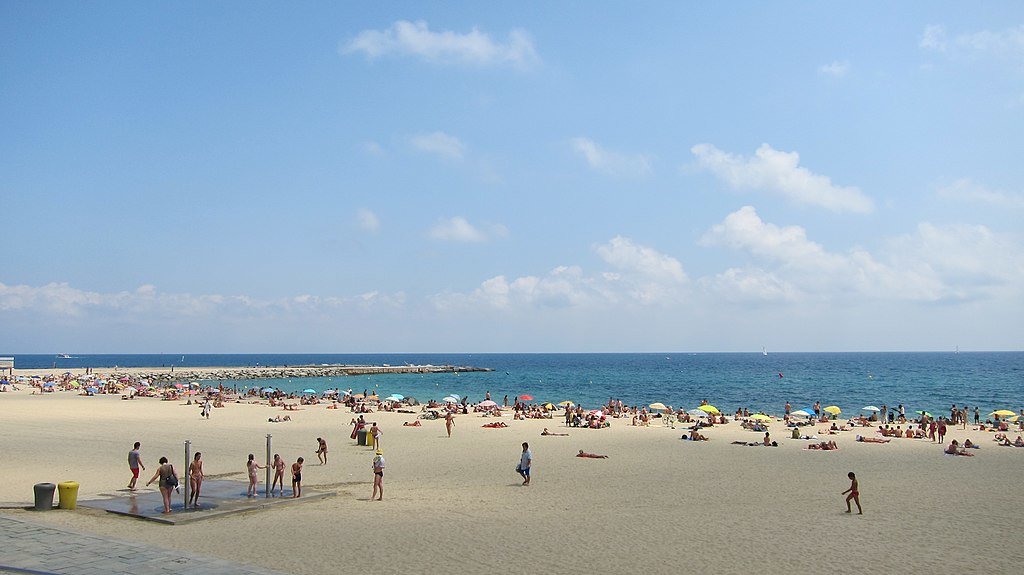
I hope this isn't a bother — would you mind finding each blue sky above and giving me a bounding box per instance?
[2,2,1022,353]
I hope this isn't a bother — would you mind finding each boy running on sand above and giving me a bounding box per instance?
[842,472,862,514]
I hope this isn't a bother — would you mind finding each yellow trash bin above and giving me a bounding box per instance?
[57,481,79,510]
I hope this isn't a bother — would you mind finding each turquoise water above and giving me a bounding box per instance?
[12,352,1022,415]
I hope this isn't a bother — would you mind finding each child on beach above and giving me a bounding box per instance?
[842,472,862,514]
[291,457,304,498]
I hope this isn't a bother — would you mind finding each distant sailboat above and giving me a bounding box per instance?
[762,347,768,356]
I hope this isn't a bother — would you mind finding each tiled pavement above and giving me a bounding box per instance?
[0,514,291,575]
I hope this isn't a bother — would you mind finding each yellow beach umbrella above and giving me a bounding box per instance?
[543,403,556,410]
[1008,415,1022,422]
[697,405,720,415]
[991,410,1016,417]
[749,414,772,421]
[823,405,842,415]
[558,400,574,407]
[649,402,668,411]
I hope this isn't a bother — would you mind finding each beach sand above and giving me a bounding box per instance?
[2,384,1021,574]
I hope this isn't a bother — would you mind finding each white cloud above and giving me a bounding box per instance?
[938,178,1024,209]
[429,216,509,243]
[571,137,652,177]
[432,237,687,311]
[595,236,686,283]
[362,141,384,156]
[343,20,539,67]
[691,143,874,214]
[411,131,465,161]
[357,208,380,232]
[699,206,1024,303]
[920,24,1024,61]
[920,24,947,51]
[0,282,406,320]
[818,61,849,78]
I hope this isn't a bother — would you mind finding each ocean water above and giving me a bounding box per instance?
[9,352,1023,415]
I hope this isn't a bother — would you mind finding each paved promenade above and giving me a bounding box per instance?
[0,514,290,575]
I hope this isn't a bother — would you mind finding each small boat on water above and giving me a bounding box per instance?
[56,354,74,359]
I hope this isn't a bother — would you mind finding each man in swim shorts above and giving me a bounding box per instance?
[517,442,532,486]
[127,442,145,490]
[291,457,303,498]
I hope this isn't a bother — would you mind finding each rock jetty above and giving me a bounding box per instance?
[114,364,492,384]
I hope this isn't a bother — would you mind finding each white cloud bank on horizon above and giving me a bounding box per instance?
[3,211,1020,349]
[343,20,539,67]
[571,137,652,177]
[691,143,875,213]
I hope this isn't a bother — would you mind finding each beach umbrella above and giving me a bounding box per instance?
[749,414,772,421]
[823,405,842,415]
[389,394,405,400]
[302,388,317,394]
[697,405,720,414]
[991,410,1016,417]
[520,394,534,401]
[87,387,99,393]
[262,387,276,393]
[543,403,556,410]
[915,410,933,417]
[558,401,574,407]
[649,402,668,411]
[442,396,458,403]
[448,394,462,401]
[479,400,498,408]
[862,406,881,412]
[791,409,812,417]
[1007,415,1022,422]
[687,409,709,418]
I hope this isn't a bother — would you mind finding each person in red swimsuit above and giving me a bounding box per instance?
[842,471,862,514]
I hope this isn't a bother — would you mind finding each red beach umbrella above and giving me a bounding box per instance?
[520,394,534,401]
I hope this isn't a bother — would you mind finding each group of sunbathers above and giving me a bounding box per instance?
[806,440,838,450]
[994,433,1024,447]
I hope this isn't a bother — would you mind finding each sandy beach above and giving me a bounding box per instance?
[2,379,1022,574]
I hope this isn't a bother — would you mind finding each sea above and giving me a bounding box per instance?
[9,352,1023,415]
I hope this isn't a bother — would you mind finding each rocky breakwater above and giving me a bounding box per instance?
[124,364,493,384]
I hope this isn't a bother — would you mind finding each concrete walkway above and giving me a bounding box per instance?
[0,514,290,575]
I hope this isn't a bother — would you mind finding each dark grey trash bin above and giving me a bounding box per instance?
[33,483,56,511]
[357,428,369,446]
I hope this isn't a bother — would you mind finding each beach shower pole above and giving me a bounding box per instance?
[265,434,272,498]
[183,440,191,508]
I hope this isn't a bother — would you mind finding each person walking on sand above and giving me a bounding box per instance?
[246,453,263,497]
[202,398,211,419]
[371,449,385,501]
[516,442,532,486]
[842,472,862,514]
[187,452,204,508]
[316,437,328,465]
[127,442,145,491]
[271,454,286,496]
[445,411,455,438]
[146,456,178,514]
[291,457,304,498]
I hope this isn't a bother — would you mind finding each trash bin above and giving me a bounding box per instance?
[33,483,56,511]
[57,481,79,510]
[357,428,368,446]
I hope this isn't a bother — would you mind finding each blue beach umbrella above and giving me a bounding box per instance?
[262,387,276,393]
[87,387,99,393]
[388,394,405,400]
[791,409,812,417]
[302,388,316,394]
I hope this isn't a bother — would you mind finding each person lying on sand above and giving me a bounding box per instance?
[576,450,608,459]
[268,415,292,423]
[482,422,508,428]
[856,436,890,443]
[541,428,568,436]
[806,441,838,450]
[732,441,778,447]
[687,429,708,441]
[402,421,421,427]
[945,440,974,456]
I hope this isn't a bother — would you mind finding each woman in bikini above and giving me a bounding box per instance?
[187,452,204,508]
[246,453,263,497]
[270,454,286,496]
